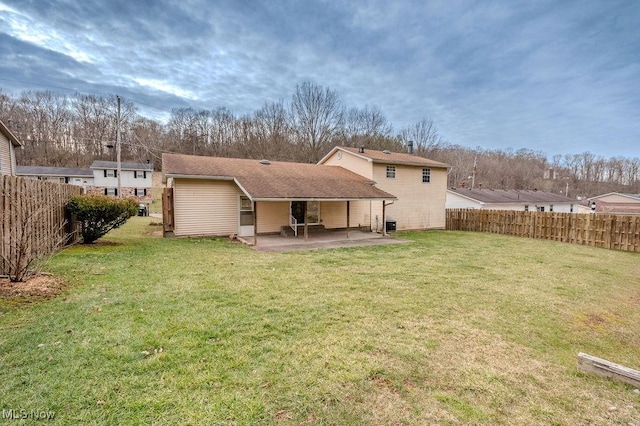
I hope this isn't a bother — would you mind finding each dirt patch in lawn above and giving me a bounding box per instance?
[0,275,66,299]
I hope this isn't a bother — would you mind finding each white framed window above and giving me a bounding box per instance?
[422,168,431,183]
[105,188,118,196]
[537,206,545,212]
[549,204,554,212]
[524,205,529,212]
[386,165,396,179]
[134,170,147,179]
[135,188,147,196]
[104,169,116,178]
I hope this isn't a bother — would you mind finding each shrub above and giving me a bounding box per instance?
[67,195,139,244]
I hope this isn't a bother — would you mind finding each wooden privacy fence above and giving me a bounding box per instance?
[1,175,82,276]
[446,209,640,252]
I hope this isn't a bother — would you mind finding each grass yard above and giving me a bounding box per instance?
[1,217,639,425]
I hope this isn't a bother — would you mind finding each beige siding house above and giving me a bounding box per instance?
[0,120,22,176]
[319,146,450,231]
[162,153,396,239]
[587,192,640,215]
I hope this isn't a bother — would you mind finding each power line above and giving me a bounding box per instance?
[0,77,179,116]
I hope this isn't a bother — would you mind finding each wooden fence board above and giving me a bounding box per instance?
[1,175,82,276]
[446,209,640,253]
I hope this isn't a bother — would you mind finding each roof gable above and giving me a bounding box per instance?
[319,146,449,168]
[162,153,396,200]
[0,120,23,147]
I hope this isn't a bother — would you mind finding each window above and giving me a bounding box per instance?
[104,188,118,196]
[536,206,545,212]
[386,165,396,179]
[570,204,574,213]
[422,168,431,183]
[549,204,554,212]
[239,196,254,226]
[135,188,147,196]
[104,169,117,178]
[524,205,529,212]
[134,170,147,179]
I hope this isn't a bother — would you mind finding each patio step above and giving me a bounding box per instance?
[280,224,327,237]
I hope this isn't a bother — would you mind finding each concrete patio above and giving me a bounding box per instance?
[246,230,411,253]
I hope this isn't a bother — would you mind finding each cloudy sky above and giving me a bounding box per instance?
[0,0,638,159]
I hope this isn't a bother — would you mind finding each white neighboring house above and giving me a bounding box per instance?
[90,160,153,202]
[446,188,578,213]
[16,166,94,190]
[0,120,23,175]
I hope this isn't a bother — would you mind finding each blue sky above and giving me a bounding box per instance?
[0,0,638,159]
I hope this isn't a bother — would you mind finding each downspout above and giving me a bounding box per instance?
[382,200,395,236]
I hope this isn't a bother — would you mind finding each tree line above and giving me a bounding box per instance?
[1,82,638,198]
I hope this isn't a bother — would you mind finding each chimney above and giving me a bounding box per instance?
[407,140,414,155]
[358,146,365,153]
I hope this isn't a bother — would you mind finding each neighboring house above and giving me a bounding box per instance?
[318,146,450,230]
[16,166,94,189]
[162,153,396,238]
[446,188,578,213]
[587,192,640,215]
[89,160,153,202]
[0,120,23,176]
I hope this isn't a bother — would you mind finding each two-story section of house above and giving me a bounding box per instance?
[0,120,23,176]
[90,160,153,202]
[319,146,450,231]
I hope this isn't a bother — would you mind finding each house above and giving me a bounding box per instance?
[89,160,153,202]
[16,166,94,189]
[318,146,450,230]
[162,153,396,238]
[0,120,23,176]
[587,192,640,215]
[446,188,578,212]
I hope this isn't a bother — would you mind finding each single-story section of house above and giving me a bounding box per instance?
[162,153,396,240]
[587,192,640,215]
[446,188,579,212]
[16,166,94,188]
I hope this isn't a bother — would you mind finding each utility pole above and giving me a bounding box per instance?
[116,96,122,198]
[471,156,477,189]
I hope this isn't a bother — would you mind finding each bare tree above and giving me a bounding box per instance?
[290,82,343,162]
[399,119,442,157]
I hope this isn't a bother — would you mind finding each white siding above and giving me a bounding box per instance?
[445,192,483,209]
[93,169,153,188]
[173,179,242,236]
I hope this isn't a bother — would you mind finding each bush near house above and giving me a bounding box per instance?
[67,194,138,243]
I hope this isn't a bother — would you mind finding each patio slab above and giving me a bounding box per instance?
[248,230,411,253]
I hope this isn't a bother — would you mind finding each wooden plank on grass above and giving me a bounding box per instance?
[577,352,640,387]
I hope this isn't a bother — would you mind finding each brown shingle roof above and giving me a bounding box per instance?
[323,146,449,168]
[448,188,575,203]
[162,153,396,200]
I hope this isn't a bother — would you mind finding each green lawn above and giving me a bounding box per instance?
[1,217,639,425]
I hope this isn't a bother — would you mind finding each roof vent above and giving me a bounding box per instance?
[259,159,271,165]
[382,150,391,154]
